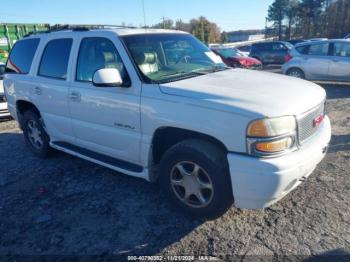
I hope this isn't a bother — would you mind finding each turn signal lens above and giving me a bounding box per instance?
[247,116,296,137]
[255,137,293,153]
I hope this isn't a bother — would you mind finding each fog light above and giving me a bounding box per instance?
[255,137,293,153]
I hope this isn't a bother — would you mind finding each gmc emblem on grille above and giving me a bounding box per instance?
[313,115,324,127]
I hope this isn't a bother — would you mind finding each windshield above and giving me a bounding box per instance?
[214,48,241,58]
[121,33,228,83]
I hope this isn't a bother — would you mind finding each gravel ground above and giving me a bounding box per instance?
[0,84,349,260]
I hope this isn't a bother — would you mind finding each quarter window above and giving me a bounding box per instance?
[308,43,329,56]
[76,37,129,84]
[6,38,40,74]
[333,43,350,57]
[38,38,72,79]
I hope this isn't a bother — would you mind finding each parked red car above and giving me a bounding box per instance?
[212,47,262,70]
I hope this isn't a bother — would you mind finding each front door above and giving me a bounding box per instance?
[68,35,142,164]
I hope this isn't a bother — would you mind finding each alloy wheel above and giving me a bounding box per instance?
[27,119,44,150]
[170,161,214,208]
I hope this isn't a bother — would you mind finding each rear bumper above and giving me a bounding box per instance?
[227,116,331,209]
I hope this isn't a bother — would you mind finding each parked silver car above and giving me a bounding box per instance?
[282,39,350,82]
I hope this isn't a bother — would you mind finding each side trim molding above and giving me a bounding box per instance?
[50,141,149,180]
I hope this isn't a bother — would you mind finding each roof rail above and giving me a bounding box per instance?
[24,24,137,37]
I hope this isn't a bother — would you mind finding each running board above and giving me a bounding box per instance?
[50,141,149,180]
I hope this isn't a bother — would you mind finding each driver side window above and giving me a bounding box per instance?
[76,37,130,84]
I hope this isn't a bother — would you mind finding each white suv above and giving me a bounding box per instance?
[4,27,331,218]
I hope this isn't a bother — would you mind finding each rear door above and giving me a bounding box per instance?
[31,35,75,144]
[302,42,330,81]
[328,41,350,82]
[271,43,288,64]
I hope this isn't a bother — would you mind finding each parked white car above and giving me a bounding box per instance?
[0,62,10,118]
[4,27,331,218]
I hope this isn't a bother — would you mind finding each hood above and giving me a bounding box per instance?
[159,69,326,118]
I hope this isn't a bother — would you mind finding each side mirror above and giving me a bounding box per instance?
[92,68,123,87]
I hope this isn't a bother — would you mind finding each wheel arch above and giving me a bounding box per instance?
[150,126,228,169]
[16,100,41,128]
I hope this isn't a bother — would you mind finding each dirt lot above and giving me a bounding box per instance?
[0,84,349,260]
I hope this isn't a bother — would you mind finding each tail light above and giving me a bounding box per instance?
[285,54,293,62]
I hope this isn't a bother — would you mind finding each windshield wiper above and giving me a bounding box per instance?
[158,71,206,84]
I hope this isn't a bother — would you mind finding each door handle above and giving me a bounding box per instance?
[34,86,42,95]
[70,91,81,102]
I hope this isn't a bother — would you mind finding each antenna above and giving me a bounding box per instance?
[142,0,147,30]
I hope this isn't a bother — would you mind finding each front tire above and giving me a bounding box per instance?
[159,139,233,219]
[22,110,51,158]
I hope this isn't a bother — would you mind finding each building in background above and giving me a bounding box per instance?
[227,29,265,43]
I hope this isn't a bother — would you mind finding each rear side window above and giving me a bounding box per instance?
[308,43,329,56]
[38,38,72,79]
[296,45,309,55]
[252,44,266,51]
[6,38,40,74]
[272,43,287,51]
[258,43,272,51]
[333,42,350,57]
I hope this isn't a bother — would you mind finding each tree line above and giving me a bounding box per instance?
[149,16,223,43]
[267,0,350,40]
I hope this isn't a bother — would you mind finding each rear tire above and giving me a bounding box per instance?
[287,68,305,79]
[159,139,233,219]
[22,110,51,158]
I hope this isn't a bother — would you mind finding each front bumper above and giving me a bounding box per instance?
[227,116,331,209]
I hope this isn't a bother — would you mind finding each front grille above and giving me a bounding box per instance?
[297,102,325,144]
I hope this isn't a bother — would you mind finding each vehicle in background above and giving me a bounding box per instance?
[212,47,262,69]
[344,33,350,39]
[308,38,328,42]
[288,39,308,46]
[249,41,293,65]
[0,23,50,63]
[282,39,350,82]
[0,63,10,118]
[236,45,251,56]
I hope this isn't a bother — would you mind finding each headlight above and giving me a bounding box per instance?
[247,116,296,137]
[247,116,297,157]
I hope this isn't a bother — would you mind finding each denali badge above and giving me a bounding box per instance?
[313,115,324,127]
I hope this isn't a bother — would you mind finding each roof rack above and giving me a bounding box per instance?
[24,24,137,37]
